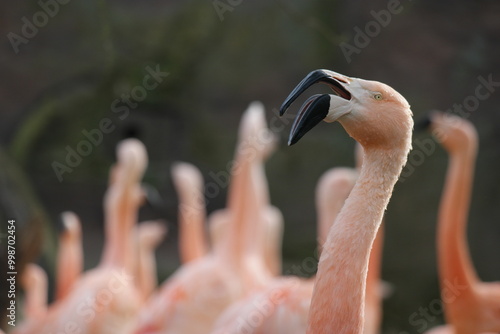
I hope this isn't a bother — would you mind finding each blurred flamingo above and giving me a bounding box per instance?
[171,104,282,274]
[212,138,389,334]
[14,138,149,334]
[20,263,48,323]
[14,213,79,331]
[135,221,167,302]
[423,113,500,334]
[279,69,412,333]
[55,211,83,301]
[171,162,208,264]
[133,102,279,333]
[211,167,358,334]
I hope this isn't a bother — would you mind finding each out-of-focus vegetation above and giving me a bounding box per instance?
[1,0,499,332]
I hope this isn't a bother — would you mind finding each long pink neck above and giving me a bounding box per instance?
[217,143,252,268]
[178,180,208,264]
[241,162,273,286]
[101,182,140,271]
[307,148,406,334]
[56,214,82,300]
[438,144,478,296]
[219,146,271,285]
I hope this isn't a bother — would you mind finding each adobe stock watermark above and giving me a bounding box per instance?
[340,0,410,64]
[212,0,244,21]
[399,73,499,183]
[51,65,169,182]
[7,0,71,54]
[402,277,468,333]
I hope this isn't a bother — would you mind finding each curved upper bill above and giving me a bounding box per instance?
[279,69,352,145]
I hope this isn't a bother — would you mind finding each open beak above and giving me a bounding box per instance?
[279,69,352,146]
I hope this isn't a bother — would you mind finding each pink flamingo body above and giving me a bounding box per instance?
[424,113,500,334]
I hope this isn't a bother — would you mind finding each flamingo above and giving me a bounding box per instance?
[16,212,164,333]
[205,114,283,279]
[16,214,82,329]
[423,112,500,334]
[133,102,278,333]
[241,105,283,277]
[171,162,209,264]
[171,102,282,274]
[279,69,413,333]
[18,210,83,326]
[211,142,388,334]
[172,160,283,275]
[55,211,83,300]
[211,147,386,334]
[232,102,283,288]
[135,221,167,301]
[14,138,149,334]
[20,263,48,322]
[259,207,284,277]
[210,166,358,334]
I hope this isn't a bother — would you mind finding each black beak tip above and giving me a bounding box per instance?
[287,94,330,146]
[415,112,434,131]
[287,136,298,146]
[279,105,286,117]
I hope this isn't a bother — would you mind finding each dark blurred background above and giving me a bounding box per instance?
[0,0,499,333]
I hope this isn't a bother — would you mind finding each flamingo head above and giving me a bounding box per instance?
[280,69,413,150]
[424,112,478,154]
[239,101,278,160]
[171,162,204,197]
[115,138,148,185]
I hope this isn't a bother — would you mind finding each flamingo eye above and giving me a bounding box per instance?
[373,93,383,100]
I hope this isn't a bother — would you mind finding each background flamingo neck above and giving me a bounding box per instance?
[307,147,407,334]
[438,146,478,294]
[242,165,271,257]
[56,223,82,300]
[316,169,357,249]
[101,187,138,270]
[178,185,208,263]
[217,153,274,288]
[218,145,253,269]
[237,161,273,286]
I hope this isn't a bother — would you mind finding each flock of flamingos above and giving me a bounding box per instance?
[8,69,500,334]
